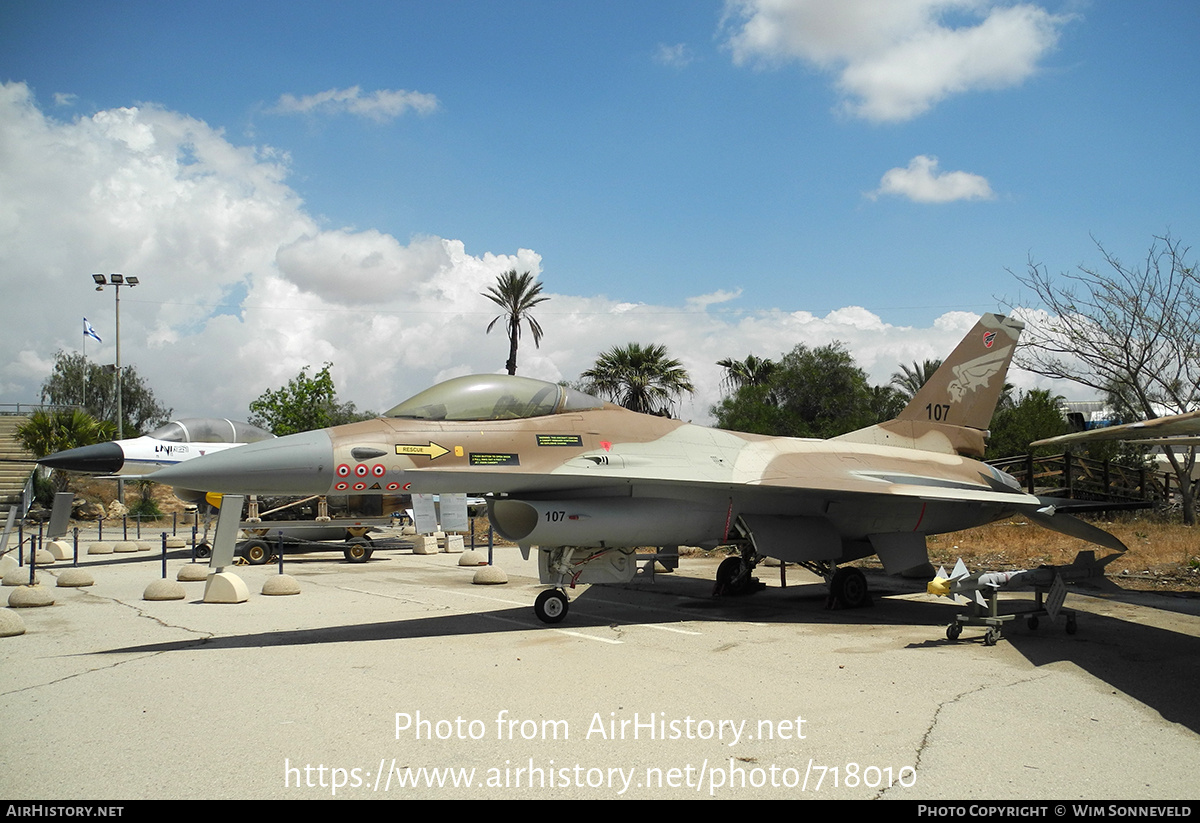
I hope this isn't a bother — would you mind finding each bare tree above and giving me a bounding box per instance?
[1006,234,1199,523]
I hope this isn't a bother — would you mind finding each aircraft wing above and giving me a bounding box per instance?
[1031,410,1200,447]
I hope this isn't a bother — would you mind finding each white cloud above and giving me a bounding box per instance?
[270,86,439,121]
[655,43,695,68]
[685,288,743,311]
[0,82,1057,429]
[868,155,994,202]
[723,0,1067,122]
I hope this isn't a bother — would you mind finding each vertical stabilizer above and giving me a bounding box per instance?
[835,313,1024,457]
[900,313,1023,430]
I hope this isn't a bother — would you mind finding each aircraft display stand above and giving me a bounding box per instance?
[203,495,250,604]
[946,576,1076,646]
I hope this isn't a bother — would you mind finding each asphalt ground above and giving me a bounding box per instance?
[3,529,1199,800]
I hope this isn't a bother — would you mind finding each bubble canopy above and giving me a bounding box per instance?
[146,418,275,443]
[385,375,605,421]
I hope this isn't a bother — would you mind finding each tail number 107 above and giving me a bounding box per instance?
[926,403,951,422]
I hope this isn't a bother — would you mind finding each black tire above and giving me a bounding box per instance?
[831,567,870,609]
[714,556,749,596]
[946,622,962,641]
[1027,615,1039,631]
[344,538,371,563]
[534,589,569,624]
[984,628,1001,646]
[242,539,271,565]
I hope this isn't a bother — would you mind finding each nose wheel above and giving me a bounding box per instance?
[534,589,569,624]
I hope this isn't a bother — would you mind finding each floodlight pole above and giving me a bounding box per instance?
[92,273,139,502]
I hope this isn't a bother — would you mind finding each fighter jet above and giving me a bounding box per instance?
[38,418,275,478]
[149,313,1127,624]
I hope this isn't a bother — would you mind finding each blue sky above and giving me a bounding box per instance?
[2,1,1198,422]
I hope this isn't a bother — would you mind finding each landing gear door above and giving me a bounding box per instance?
[736,515,841,565]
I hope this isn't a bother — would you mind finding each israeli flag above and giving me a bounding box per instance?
[84,318,102,343]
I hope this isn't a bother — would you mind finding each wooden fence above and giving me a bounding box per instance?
[988,453,1160,505]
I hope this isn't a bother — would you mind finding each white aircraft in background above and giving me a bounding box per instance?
[38,418,275,478]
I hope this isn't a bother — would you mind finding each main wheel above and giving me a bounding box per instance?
[534,589,568,624]
[714,556,750,596]
[831,567,870,609]
[241,539,271,565]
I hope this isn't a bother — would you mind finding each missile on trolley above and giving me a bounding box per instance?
[928,551,1122,605]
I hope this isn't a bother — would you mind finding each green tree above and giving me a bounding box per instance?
[40,350,171,436]
[711,383,790,434]
[713,342,879,438]
[483,270,550,375]
[869,384,907,422]
[581,343,695,416]
[248,363,374,436]
[17,408,117,494]
[716,354,776,395]
[16,408,117,458]
[890,359,942,403]
[985,389,1068,460]
[129,478,164,520]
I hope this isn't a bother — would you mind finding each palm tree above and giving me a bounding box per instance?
[16,408,116,458]
[581,343,695,416]
[483,270,550,375]
[890,358,942,402]
[17,408,117,494]
[717,354,776,395]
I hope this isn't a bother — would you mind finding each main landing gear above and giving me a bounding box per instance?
[828,566,871,609]
[711,549,873,610]
[713,555,758,596]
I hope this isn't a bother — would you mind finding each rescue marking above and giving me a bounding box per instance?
[395,442,451,460]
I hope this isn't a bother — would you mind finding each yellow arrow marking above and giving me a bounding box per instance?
[395,442,451,460]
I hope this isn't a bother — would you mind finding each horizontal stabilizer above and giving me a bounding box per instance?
[1024,506,1129,554]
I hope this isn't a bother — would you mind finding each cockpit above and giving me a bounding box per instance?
[385,375,605,421]
[146,418,276,444]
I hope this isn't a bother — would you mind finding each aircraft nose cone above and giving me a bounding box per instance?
[39,442,125,474]
[150,429,334,494]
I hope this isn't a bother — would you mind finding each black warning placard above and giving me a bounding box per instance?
[469,452,520,466]
[536,434,584,447]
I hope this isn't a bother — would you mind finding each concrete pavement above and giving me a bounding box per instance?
[3,533,1198,799]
